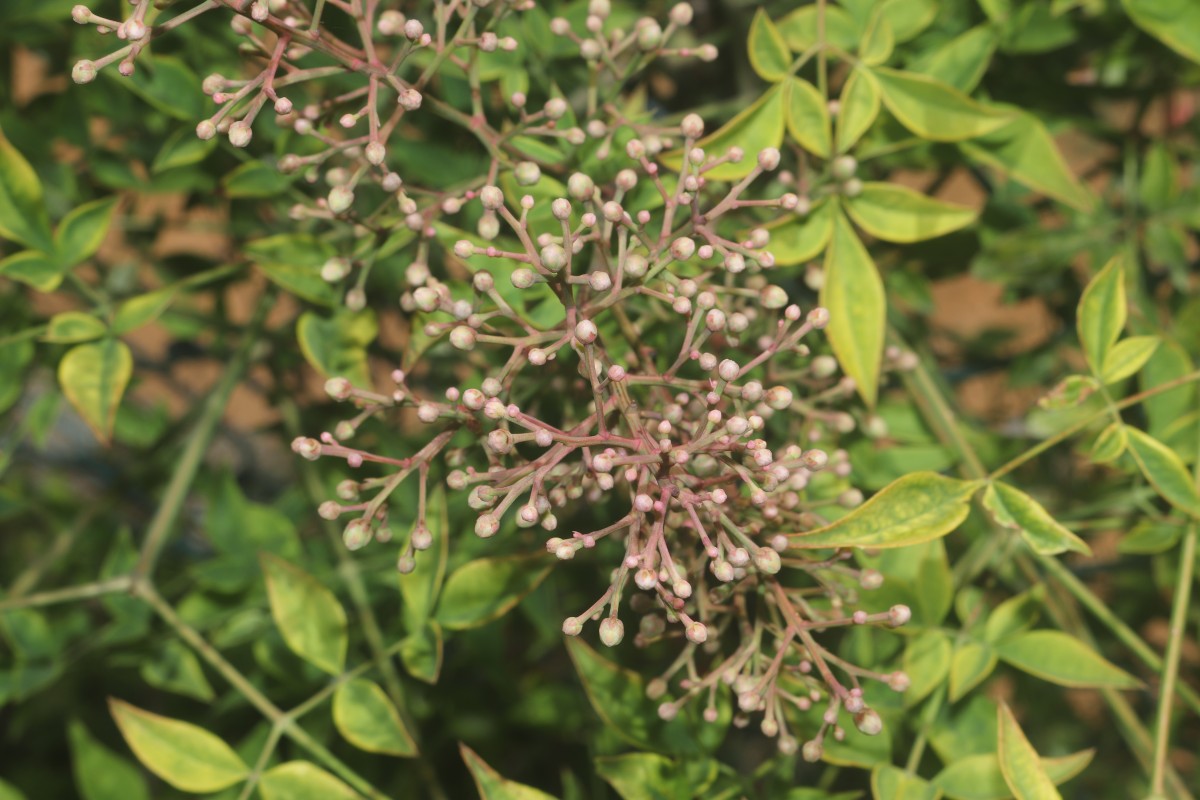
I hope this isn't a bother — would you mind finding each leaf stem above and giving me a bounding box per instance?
[1151,523,1197,797]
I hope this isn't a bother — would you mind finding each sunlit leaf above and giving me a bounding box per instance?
[436,553,552,630]
[595,753,718,800]
[903,630,952,707]
[871,764,939,799]
[996,630,1141,688]
[982,482,1091,556]
[1121,0,1200,65]
[260,553,348,675]
[0,124,52,251]
[665,85,786,181]
[259,761,359,800]
[748,9,791,82]
[42,311,105,344]
[763,197,833,266]
[1100,336,1160,384]
[845,182,977,243]
[911,25,998,92]
[934,749,1094,800]
[112,289,177,335]
[819,209,884,406]
[54,197,116,268]
[1124,427,1200,517]
[777,5,860,51]
[1076,254,1125,374]
[836,67,880,153]
[873,67,1013,142]
[0,249,61,291]
[332,678,418,757]
[997,702,1062,800]
[949,641,997,702]
[108,698,247,793]
[58,339,132,445]
[461,743,559,800]
[784,78,831,158]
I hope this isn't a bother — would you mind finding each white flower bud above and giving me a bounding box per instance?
[479,185,504,210]
[574,319,598,343]
[449,325,477,351]
[71,59,97,84]
[599,618,624,647]
[681,113,705,139]
[562,616,583,636]
[327,186,355,214]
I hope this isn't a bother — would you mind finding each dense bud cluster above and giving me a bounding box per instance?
[76,0,917,752]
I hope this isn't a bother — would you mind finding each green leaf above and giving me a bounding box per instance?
[777,5,861,52]
[399,486,449,630]
[1119,519,1183,555]
[58,339,133,445]
[748,10,791,82]
[0,249,61,291]
[836,67,881,153]
[792,472,982,550]
[1141,340,1196,439]
[0,778,27,800]
[1124,427,1200,517]
[399,620,444,684]
[911,25,998,92]
[934,749,1094,800]
[903,630,952,706]
[1090,422,1127,463]
[949,641,997,702]
[983,591,1042,644]
[871,764,939,799]
[332,678,418,757]
[108,698,248,793]
[260,553,348,675]
[996,630,1141,688]
[246,234,338,306]
[784,78,831,158]
[1100,335,1160,384]
[461,743,559,800]
[152,127,218,174]
[68,719,151,800]
[112,289,177,335]
[879,0,939,41]
[595,753,718,800]
[819,209,884,406]
[1121,0,1200,65]
[997,702,1062,800]
[0,124,52,251]
[54,197,117,268]
[982,482,1091,556]
[42,311,106,344]
[1077,255,1125,375]
[259,761,359,800]
[296,310,378,388]
[1138,142,1179,211]
[436,553,552,630]
[113,56,204,120]
[222,161,295,198]
[845,182,977,243]
[961,112,1094,211]
[762,196,833,265]
[139,639,215,702]
[872,67,1013,142]
[665,85,785,180]
[859,13,895,66]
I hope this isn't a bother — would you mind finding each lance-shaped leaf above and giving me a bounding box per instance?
[332,678,417,757]
[43,312,106,344]
[0,249,61,291]
[835,67,880,152]
[791,472,982,549]
[872,67,1013,141]
[933,748,1093,800]
[296,310,378,389]
[260,553,348,675]
[1076,255,1125,374]
[0,124,52,251]
[1101,335,1160,383]
[859,12,894,66]
[748,9,790,82]
[982,482,1091,556]
[785,78,831,159]
[54,197,117,268]
[460,743,559,800]
[949,641,998,702]
[58,339,133,445]
[259,762,359,800]
[845,182,977,243]
[399,620,444,684]
[1121,0,1200,65]
[820,209,884,406]
[997,702,1062,800]
[903,630,952,707]
[1124,427,1200,517]
[762,196,833,265]
[436,553,552,630]
[911,25,998,93]
[661,85,785,181]
[108,698,248,794]
[996,630,1141,688]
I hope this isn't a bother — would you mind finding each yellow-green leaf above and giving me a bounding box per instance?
[0,124,52,251]
[1076,254,1125,375]
[259,761,359,800]
[934,749,1093,800]
[595,753,718,800]
[859,12,895,66]
[1100,335,1159,384]
[983,591,1042,644]
[332,678,417,757]
[1121,0,1200,65]
[296,310,378,389]
[58,339,133,445]
[819,209,884,405]
[461,743,559,800]
[663,85,785,181]
[903,630,952,707]
[845,182,977,243]
[836,67,881,153]
[108,698,248,794]
[777,5,861,51]
[879,0,939,42]
[54,197,117,268]
[42,311,106,344]
[748,9,791,82]
[436,553,552,630]
[791,471,982,549]
[1090,422,1127,463]
[68,719,151,800]
[399,620,444,684]
[112,289,177,335]
[1124,426,1200,517]
[961,111,1094,211]
[763,197,834,265]
[0,249,61,291]
[871,764,939,800]
[982,482,1091,556]
[911,25,998,92]
[260,553,348,675]
[245,234,338,306]
[996,630,1141,688]
[997,702,1062,800]
[785,78,831,158]
[873,67,1013,142]
[949,641,997,702]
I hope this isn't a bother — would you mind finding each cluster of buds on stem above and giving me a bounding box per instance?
[75,0,917,752]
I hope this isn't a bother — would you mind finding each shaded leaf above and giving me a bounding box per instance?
[68,719,151,800]
[1124,427,1200,517]
[1119,519,1183,555]
[595,753,718,800]
[997,702,1062,800]
[112,289,177,335]
[949,641,997,702]
[461,743,559,800]
[0,124,52,251]
[859,13,895,66]
[845,182,977,243]
[54,197,116,268]
[1121,0,1200,65]
[820,209,884,406]
[296,310,378,388]
[399,621,444,684]
[871,764,939,799]
[1090,422,1127,463]
[108,698,247,793]
[152,127,218,173]
[1141,340,1196,439]
[836,67,881,153]
[399,486,449,630]
[903,630,952,707]
[222,161,295,198]
[879,0,939,41]
[983,591,1042,644]
[259,761,359,800]
[1038,374,1099,411]
[982,482,1091,556]
[934,749,1093,800]
[139,639,215,702]
[777,5,861,51]
[785,78,832,158]
[748,10,791,82]
[1101,336,1159,384]
[246,234,338,306]
[58,339,133,444]
[260,553,348,675]
[961,112,1094,211]
[1077,254,1125,374]
[996,630,1141,688]
[332,678,417,757]
[0,249,61,291]
[437,553,552,630]
[792,472,982,549]
[113,56,204,120]
[42,311,105,344]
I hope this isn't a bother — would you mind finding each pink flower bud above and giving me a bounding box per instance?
[686,621,708,643]
[479,185,504,210]
[574,319,598,344]
[475,514,500,538]
[71,60,98,84]
[562,616,583,636]
[599,618,624,647]
[888,604,912,627]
